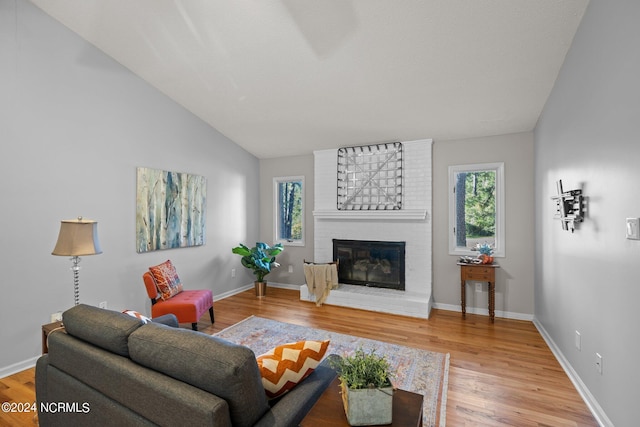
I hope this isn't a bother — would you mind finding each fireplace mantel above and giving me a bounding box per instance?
[313,209,428,221]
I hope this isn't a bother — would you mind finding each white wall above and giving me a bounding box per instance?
[0,0,259,375]
[534,1,640,425]
[432,133,535,319]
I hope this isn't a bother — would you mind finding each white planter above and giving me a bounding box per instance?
[341,383,394,426]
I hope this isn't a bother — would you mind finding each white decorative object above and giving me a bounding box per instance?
[337,142,403,210]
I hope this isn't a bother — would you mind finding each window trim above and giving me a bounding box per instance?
[273,176,305,247]
[448,162,505,257]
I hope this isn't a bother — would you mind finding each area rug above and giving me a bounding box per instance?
[214,316,449,427]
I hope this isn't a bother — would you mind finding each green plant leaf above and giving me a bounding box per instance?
[330,347,392,389]
[231,242,284,282]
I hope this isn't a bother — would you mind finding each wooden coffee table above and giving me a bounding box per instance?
[300,377,423,426]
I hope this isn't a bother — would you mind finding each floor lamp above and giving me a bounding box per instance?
[52,217,102,306]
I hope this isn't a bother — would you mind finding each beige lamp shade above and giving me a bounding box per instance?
[52,217,103,256]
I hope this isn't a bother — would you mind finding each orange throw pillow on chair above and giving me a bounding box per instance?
[148,260,184,300]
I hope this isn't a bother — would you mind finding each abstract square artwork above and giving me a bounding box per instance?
[136,167,206,253]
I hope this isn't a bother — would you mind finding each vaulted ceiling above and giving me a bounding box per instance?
[30,0,589,158]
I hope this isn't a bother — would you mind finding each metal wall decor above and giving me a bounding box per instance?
[551,180,584,232]
[337,142,403,210]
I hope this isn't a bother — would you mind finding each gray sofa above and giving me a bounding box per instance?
[36,304,338,427]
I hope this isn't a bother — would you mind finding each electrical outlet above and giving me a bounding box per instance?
[50,311,63,322]
[475,283,482,292]
[595,353,603,374]
[575,331,581,351]
[288,264,293,273]
[231,268,236,278]
[99,301,107,309]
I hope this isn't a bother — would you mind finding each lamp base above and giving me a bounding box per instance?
[71,256,81,306]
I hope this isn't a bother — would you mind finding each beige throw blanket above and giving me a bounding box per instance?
[303,263,338,306]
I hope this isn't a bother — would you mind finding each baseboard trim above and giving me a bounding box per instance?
[0,356,39,379]
[432,302,534,321]
[266,282,300,290]
[214,282,300,300]
[213,284,253,300]
[533,319,611,427]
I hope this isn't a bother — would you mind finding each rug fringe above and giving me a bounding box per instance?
[439,353,450,427]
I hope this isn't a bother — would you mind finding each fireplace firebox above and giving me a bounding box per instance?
[332,239,405,290]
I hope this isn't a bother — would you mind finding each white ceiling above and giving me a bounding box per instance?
[30,0,589,159]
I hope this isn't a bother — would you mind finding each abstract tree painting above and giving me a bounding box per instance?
[136,167,206,253]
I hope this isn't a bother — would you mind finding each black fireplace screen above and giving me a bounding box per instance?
[332,239,405,290]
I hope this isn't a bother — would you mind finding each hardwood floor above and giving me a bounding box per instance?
[1,287,597,426]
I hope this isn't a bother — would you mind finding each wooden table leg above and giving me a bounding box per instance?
[489,281,495,322]
[461,280,466,318]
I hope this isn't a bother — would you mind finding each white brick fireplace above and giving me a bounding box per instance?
[300,139,433,318]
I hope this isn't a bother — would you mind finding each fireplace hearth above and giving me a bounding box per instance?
[333,239,405,290]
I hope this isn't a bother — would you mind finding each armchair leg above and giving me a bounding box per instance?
[191,323,198,331]
[209,306,215,324]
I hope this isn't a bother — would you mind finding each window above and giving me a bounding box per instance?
[274,176,304,246]
[448,163,504,257]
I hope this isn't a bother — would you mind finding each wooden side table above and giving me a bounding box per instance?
[457,263,500,322]
[41,321,65,354]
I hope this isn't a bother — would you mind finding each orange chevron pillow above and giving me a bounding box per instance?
[256,340,330,399]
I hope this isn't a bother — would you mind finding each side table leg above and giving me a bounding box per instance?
[489,281,495,322]
[461,280,466,319]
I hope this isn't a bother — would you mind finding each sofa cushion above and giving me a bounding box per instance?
[62,304,143,357]
[148,260,183,300]
[256,340,330,399]
[41,333,232,427]
[128,323,269,427]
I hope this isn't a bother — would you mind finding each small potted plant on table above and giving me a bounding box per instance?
[331,347,394,426]
[231,242,283,297]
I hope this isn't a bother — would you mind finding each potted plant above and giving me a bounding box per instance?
[231,242,283,297]
[331,347,394,426]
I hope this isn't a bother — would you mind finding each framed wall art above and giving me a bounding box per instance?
[136,167,206,253]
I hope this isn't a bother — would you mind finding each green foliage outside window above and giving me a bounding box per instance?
[456,170,496,248]
[464,171,496,238]
[277,180,302,241]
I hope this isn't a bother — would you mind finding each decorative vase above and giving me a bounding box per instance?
[340,382,393,426]
[254,281,267,297]
[479,254,494,264]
